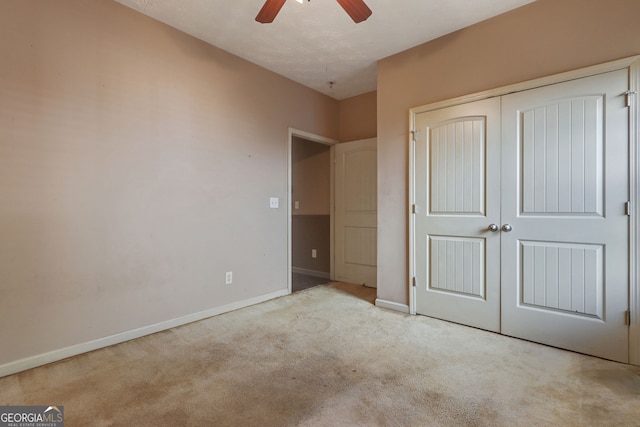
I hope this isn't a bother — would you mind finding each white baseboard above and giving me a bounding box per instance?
[0,288,288,378]
[292,267,330,279]
[375,298,410,314]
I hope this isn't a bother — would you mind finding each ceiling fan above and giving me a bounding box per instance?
[255,0,372,24]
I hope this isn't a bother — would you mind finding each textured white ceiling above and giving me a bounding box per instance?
[114,0,534,100]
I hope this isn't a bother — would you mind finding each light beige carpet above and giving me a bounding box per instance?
[1,282,639,426]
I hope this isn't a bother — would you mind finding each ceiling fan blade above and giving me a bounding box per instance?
[336,0,372,23]
[255,0,287,23]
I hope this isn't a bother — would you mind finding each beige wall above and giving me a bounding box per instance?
[377,0,640,304]
[338,91,377,142]
[291,137,331,215]
[0,0,338,367]
[292,216,331,273]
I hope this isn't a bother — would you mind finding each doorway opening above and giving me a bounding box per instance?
[288,129,338,293]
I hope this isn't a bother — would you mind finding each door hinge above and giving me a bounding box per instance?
[625,90,637,107]
[411,204,416,214]
[412,277,417,287]
[625,201,631,216]
[625,310,631,326]
[410,130,418,142]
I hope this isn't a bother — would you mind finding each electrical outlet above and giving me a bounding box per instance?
[225,271,233,285]
[311,249,317,258]
[269,197,279,208]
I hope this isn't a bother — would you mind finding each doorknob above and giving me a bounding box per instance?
[502,224,513,232]
[488,224,499,232]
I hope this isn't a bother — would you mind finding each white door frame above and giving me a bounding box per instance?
[287,128,339,294]
[409,55,640,365]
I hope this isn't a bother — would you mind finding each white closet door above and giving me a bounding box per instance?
[501,69,629,362]
[414,98,502,331]
[335,138,377,287]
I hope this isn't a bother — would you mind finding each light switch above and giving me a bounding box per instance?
[269,197,279,208]
[294,201,300,209]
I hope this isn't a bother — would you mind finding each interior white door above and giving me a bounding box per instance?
[335,138,377,287]
[412,69,631,362]
[501,70,630,363]
[414,98,502,331]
